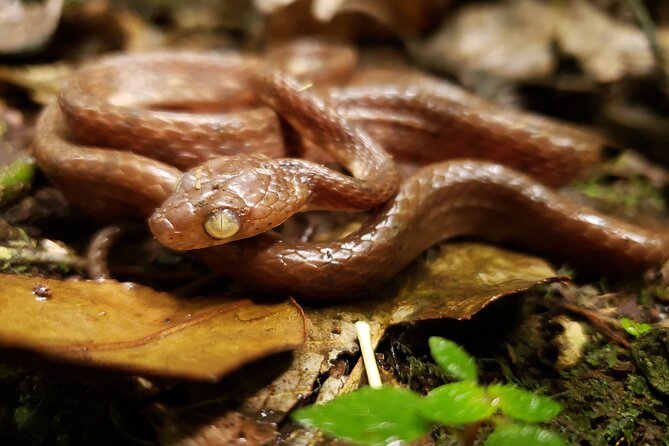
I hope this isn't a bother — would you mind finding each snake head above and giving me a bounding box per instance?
[149,155,307,250]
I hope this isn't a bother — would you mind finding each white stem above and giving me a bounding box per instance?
[355,320,382,389]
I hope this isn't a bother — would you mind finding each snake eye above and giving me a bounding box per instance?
[203,209,240,240]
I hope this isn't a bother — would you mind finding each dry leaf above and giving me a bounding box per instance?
[556,0,669,83]
[412,0,669,83]
[411,0,556,81]
[115,9,166,52]
[236,243,560,414]
[0,63,72,104]
[0,273,306,381]
[386,243,563,322]
[0,0,63,53]
[256,243,562,444]
[552,315,588,369]
[310,242,562,396]
[142,243,560,444]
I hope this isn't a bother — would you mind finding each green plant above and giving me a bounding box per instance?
[620,317,651,337]
[293,336,566,446]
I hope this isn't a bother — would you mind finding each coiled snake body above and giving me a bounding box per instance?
[33,43,669,299]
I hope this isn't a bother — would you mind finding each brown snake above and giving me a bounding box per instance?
[32,42,669,299]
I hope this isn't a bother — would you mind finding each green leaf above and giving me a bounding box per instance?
[421,381,494,425]
[487,384,561,422]
[620,317,652,337]
[485,423,567,446]
[292,386,429,445]
[428,336,477,381]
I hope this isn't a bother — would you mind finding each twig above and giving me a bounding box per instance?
[562,302,630,348]
[628,0,669,87]
[86,226,124,280]
[355,321,382,389]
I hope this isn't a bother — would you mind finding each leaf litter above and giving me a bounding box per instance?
[411,0,669,83]
[144,243,557,444]
[1,0,669,444]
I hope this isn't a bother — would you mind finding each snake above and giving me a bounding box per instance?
[32,41,669,300]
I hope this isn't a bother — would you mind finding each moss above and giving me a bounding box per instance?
[631,328,669,395]
[380,328,448,394]
[554,343,669,445]
[572,167,666,217]
[379,292,669,446]
[0,366,134,446]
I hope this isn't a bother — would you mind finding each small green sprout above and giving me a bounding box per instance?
[620,317,652,337]
[293,336,566,446]
[0,155,35,206]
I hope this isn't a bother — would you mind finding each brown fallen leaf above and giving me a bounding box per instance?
[0,0,64,53]
[308,242,562,395]
[556,0,669,83]
[140,243,561,444]
[0,63,72,105]
[412,0,669,83]
[385,242,563,322]
[0,273,306,381]
[262,243,562,445]
[410,0,556,81]
[218,243,561,414]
